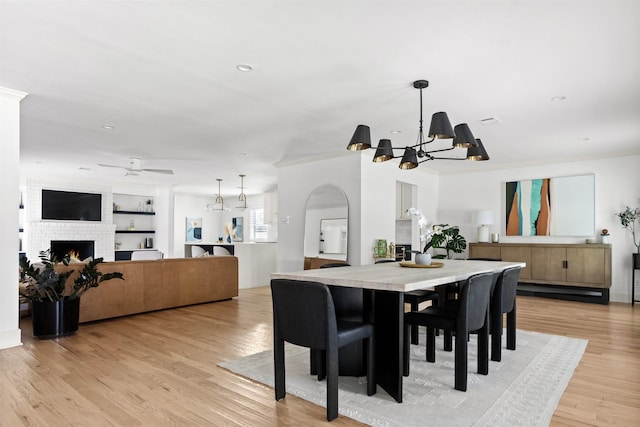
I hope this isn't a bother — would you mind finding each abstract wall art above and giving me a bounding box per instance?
[186,217,202,242]
[505,174,595,237]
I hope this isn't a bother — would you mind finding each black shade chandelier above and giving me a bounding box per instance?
[347,80,489,169]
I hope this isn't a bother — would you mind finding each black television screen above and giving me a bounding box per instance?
[41,190,102,221]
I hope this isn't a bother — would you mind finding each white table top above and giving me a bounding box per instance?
[271,259,526,293]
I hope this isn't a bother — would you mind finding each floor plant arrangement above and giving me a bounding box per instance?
[19,249,124,338]
[616,206,640,268]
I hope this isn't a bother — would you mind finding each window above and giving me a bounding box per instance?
[250,208,270,241]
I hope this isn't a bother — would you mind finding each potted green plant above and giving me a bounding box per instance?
[407,207,468,262]
[616,206,640,268]
[429,224,468,259]
[19,249,124,339]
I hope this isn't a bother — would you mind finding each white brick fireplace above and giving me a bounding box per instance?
[25,179,116,261]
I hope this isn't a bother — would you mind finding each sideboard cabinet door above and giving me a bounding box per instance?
[531,247,567,282]
[566,247,607,286]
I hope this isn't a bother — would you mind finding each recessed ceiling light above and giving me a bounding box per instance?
[236,64,253,72]
[102,125,114,130]
[577,137,590,142]
[551,96,566,102]
[240,153,250,157]
[390,130,401,134]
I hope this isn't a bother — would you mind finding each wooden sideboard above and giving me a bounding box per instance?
[469,242,611,303]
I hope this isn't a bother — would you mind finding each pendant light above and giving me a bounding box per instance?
[206,178,225,211]
[236,174,247,211]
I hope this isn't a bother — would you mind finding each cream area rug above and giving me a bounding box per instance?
[219,330,587,427]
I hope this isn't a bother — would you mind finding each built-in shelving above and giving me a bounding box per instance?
[113,210,155,216]
[113,193,156,253]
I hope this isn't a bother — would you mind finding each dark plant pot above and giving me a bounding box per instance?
[634,253,640,270]
[31,297,80,339]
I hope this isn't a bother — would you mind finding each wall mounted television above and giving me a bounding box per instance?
[41,190,102,221]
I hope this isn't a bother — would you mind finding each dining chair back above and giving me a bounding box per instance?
[490,266,521,361]
[404,271,494,391]
[271,279,375,421]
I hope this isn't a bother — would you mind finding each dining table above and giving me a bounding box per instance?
[271,258,526,403]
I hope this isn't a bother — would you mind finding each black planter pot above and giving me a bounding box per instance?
[634,253,640,270]
[31,297,80,339]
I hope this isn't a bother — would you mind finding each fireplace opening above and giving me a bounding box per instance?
[50,240,95,261]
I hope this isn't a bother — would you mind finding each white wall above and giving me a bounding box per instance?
[0,87,27,349]
[437,155,640,302]
[277,153,362,271]
[276,152,441,271]
[360,156,440,262]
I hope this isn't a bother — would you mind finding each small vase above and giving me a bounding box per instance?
[415,253,432,265]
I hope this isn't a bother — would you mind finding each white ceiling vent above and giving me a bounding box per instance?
[477,117,502,126]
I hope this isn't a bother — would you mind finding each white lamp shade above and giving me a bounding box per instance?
[474,210,494,225]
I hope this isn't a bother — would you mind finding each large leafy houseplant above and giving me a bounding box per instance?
[19,249,124,302]
[19,249,124,339]
[616,206,640,254]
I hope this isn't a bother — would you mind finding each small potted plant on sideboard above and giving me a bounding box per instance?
[19,249,124,339]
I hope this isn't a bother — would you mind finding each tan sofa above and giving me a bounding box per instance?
[64,256,238,323]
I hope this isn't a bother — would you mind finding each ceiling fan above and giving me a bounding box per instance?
[98,158,174,175]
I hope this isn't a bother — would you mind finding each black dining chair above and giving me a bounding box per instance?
[490,266,521,361]
[403,271,494,392]
[271,279,376,421]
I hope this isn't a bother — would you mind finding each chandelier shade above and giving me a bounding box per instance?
[373,139,394,162]
[347,124,372,151]
[452,124,477,148]
[346,79,489,168]
[399,147,419,170]
[428,112,455,139]
[467,139,490,161]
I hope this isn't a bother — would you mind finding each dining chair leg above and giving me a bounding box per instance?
[410,300,420,344]
[478,312,489,375]
[274,337,286,400]
[315,349,327,380]
[506,304,516,351]
[326,346,339,421]
[454,325,468,392]
[426,327,436,362]
[444,330,453,352]
[491,312,503,362]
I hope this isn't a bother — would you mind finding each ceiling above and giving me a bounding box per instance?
[2,1,640,198]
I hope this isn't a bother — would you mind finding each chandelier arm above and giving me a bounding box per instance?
[422,146,457,154]
[429,156,468,161]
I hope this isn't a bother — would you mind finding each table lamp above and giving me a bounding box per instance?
[474,210,494,243]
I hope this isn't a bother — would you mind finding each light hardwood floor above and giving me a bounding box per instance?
[2,287,639,426]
